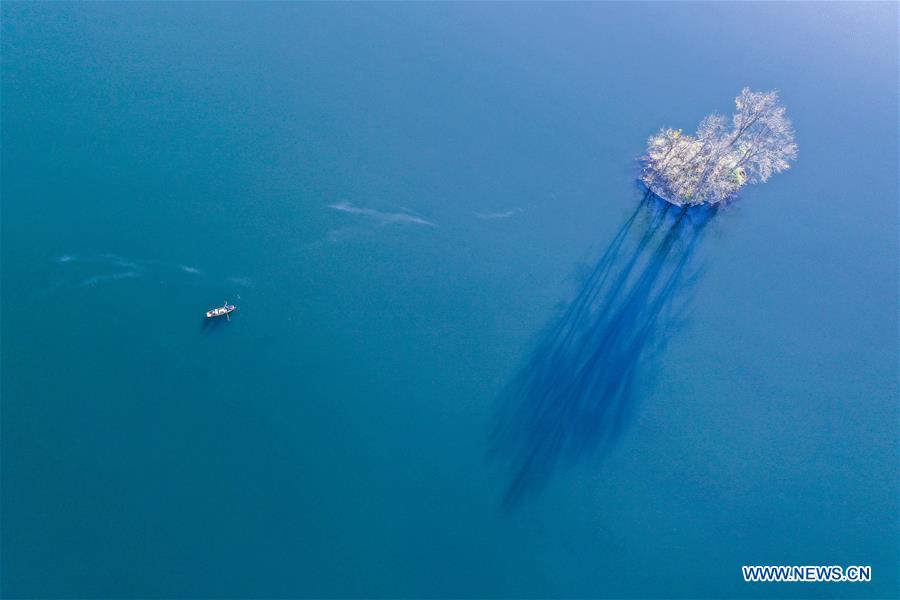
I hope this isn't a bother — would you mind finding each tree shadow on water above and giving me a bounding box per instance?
[490,192,717,507]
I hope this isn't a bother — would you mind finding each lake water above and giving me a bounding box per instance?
[2,3,897,598]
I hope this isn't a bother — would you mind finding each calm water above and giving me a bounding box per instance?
[2,3,897,598]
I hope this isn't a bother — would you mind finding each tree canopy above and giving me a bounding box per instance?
[641,88,797,206]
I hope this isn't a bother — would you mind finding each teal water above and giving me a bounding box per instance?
[2,2,897,598]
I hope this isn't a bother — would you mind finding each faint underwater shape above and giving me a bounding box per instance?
[55,253,232,290]
[101,254,140,269]
[323,226,363,244]
[309,202,437,247]
[227,276,253,287]
[328,202,436,227]
[475,208,520,220]
[491,192,717,506]
[81,270,140,287]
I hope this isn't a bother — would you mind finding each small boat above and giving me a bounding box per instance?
[206,301,236,320]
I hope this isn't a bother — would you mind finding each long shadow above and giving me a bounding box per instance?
[491,193,717,506]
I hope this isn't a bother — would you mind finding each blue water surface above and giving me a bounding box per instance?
[2,2,897,598]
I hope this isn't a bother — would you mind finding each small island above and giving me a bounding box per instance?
[641,88,797,206]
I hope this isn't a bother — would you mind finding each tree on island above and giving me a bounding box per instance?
[492,89,798,505]
[641,88,797,205]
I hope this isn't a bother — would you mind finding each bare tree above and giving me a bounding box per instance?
[641,88,797,205]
